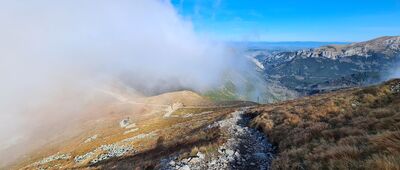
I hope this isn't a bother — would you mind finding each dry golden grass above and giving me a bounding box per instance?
[12,89,254,170]
[249,79,400,170]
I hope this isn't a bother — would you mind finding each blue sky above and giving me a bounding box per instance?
[171,0,400,42]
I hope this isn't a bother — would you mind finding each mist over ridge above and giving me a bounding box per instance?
[0,0,253,165]
[1,0,400,169]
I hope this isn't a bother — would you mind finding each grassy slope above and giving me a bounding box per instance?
[203,72,298,104]
[12,89,255,169]
[248,79,400,169]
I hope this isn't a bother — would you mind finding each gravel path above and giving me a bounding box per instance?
[161,108,274,170]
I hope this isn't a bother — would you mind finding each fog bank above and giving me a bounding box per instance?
[383,56,400,80]
[0,0,238,165]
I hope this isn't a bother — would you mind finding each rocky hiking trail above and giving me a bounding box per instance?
[19,103,275,170]
[161,108,275,170]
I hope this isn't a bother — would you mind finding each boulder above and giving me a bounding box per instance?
[180,165,190,170]
[119,118,130,128]
[225,149,234,156]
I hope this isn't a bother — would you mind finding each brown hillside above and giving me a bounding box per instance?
[8,89,251,169]
[248,79,400,169]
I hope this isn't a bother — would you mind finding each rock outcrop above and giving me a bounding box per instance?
[287,36,400,60]
[160,109,274,170]
[257,36,400,95]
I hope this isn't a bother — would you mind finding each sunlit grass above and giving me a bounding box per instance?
[249,79,400,169]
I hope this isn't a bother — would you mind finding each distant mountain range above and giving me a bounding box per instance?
[253,36,400,95]
[231,41,350,51]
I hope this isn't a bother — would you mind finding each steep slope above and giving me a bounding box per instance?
[203,68,298,104]
[7,90,262,170]
[258,36,400,94]
[248,79,400,169]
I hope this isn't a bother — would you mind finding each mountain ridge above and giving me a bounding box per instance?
[257,36,400,95]
[296,36,400,59]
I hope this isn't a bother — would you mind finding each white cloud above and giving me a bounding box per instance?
[0,0,237,165]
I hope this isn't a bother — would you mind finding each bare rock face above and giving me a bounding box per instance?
[294,36,400,59]
[392,84,400,93]
[389,79,400,93]
[256,36,400,95]
[32,153,71,166]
